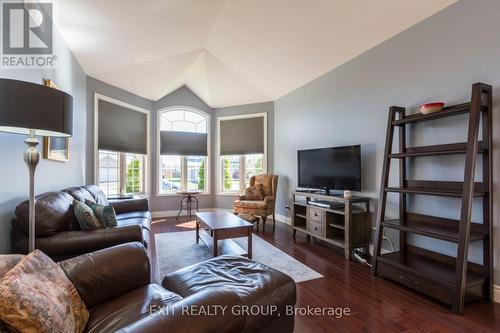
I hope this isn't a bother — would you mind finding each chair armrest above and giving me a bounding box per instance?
[31,225,144,259]
[264,196,275,204]
[59,242,150,308]
[110,198,150,215]
[238,194,246,200]
[116,289,246,333]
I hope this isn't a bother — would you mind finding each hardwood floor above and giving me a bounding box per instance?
[150,216,500,333]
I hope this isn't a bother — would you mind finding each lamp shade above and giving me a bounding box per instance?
[0,78,73,137]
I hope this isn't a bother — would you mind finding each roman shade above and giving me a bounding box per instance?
[220,116,264,155]
[160,131,208,156]
[98,100,147,155]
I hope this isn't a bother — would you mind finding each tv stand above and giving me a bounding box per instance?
[292,191,371,260]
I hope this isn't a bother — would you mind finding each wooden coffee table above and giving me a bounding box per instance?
[195,211,253,259]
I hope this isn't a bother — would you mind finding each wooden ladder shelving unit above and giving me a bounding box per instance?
[372,83,493,314]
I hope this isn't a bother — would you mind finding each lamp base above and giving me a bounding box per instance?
[24,129,39,252]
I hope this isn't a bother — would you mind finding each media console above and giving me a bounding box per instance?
[292,191,371,260]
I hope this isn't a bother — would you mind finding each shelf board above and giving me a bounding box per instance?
[392,103,487,125]
[329,223,345,230]
[295,213,307,219]
[293,201,308,207]
[385,180,485,197]
[381,212,485,242]
[377,250,485,288]
[388,142,487,158]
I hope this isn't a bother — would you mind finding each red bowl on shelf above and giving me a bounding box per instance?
[420,102,444,114]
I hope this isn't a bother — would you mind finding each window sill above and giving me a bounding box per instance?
[217,192,241,197]
[156,192,211,197]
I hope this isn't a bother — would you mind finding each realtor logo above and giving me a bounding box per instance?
[1,0,56,68]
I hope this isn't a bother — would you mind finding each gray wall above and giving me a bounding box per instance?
[213,102,275,209]
[274,0,500,284]
[85,76,154,184]
[0,28,87,253]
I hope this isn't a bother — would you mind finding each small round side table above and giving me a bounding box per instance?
[176,190,201,220]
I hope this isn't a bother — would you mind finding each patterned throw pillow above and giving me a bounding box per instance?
[0,250,89,333]
[244,184,265,200]
[0,255,24,279]
[85,199,118,228]
[73,200,103,230]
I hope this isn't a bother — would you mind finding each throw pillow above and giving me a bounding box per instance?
[244,184,265,200]
[0,250,89,333]
[85,199,118,228]
[73,200,103,230]
[0,254,24,279]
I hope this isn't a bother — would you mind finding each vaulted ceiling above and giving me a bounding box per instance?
[54,0,456,107]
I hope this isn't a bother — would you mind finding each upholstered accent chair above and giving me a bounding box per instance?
[234,174,279,231]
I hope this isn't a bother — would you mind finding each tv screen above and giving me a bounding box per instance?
[298,145,361,191]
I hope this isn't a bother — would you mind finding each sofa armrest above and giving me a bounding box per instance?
[116,289,245,333]
[110,198,149,215]
[29,225,144,259]
[59,242,150,308]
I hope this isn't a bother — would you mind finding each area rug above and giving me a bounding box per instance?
[155,230,323,283]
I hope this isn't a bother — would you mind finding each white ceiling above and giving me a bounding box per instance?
[54,0,456,108]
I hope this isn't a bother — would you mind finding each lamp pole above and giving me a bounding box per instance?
[23,129,40,252]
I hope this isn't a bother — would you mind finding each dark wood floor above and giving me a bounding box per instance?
[150,217,500,333]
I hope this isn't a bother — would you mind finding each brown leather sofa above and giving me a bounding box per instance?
[59,242,295,332]
[11,185,151,260]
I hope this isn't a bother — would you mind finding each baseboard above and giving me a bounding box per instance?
[275,213,291,225]
[151,208,231,218]
[494,285,500,303]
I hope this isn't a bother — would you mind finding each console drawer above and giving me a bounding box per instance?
[307,207,324,221]
[377,260,452,305]
[308,219,324,237]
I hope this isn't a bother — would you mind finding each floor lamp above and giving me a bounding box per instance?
[0,79,73,252]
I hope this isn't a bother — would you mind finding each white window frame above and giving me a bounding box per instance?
[157,106,211,196]
[216,112,267,196]
[93,93,151,196]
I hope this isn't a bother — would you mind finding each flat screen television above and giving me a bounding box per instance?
[297,145,361,192]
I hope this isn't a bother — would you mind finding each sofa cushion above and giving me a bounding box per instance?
[116,216,151,231]
[116,211,152,221]
[162,255,296,332]
[85,185,109,206]
[15,191,76,237]
[86,200,118,228]
[73,200,104,230]
[86,284,182,333]
[64,186,96,203]
[0,250,89,333]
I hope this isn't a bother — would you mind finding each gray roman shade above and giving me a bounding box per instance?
[220,116,264,155]
[98,100,147,155]
[160,131,208,156]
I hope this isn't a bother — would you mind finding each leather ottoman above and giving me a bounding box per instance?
[162,255,296,333]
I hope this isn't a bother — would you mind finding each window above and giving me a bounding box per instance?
[95,94,150,198]
[221,154,264,193]
[218,113,267,194]
[98,150,146,197]
[158,108,209,194]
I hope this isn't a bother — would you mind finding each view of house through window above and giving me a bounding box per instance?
[222,154,263,193]
[99,150,145,197]
[159,108,209,194]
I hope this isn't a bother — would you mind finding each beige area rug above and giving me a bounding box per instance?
[155,230,323,283]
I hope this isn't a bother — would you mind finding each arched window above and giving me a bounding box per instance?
[158,107,209,194]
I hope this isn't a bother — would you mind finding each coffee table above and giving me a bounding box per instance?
[195,211,253,259]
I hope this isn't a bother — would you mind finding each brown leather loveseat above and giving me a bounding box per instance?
[11,185,150,260]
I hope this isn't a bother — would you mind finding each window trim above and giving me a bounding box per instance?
[156,106,211,196]
[94,93,151,196]
[216,112,267,195]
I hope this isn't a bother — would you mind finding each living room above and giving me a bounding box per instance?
[0,0,499,332]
